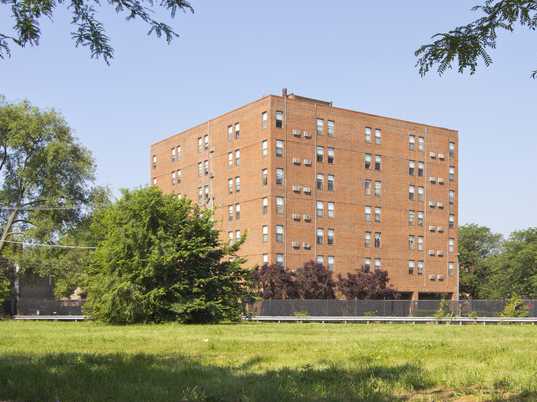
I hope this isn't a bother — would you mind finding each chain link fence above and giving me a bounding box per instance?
[16,298,83,316]
[246,299,537,318]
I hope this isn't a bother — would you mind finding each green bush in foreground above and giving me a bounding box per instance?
[500,294,529,318]
[84,187,250,324]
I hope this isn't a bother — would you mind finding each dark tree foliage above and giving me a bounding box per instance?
[251,264,296,300]
[416,0,537,78]
[0,0,194,63]
[293,261,336,300]
[336,270,397,300]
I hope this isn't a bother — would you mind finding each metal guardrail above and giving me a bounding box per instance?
[14,315,86,321]
[246,316,537,325]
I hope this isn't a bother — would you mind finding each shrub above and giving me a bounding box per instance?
[500,294,529,318]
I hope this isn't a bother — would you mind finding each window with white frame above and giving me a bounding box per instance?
[448,262,455,276]
[261,111,268,129]
[316,228,324,245]
[418,136,425,151]
[234,122,240,139]
[262,254,269,265]
[374,232,381,248]
[276,196,284,215]
[375,155,382,170]
[365,127,372,143]
[374,258,382,270]
[275,140,284,157]
[327,228,334,245]
[327,120,335,137]
[409,160,415,176]
[228,152,233,167]
[449,166,455,181]
[261,140,268,157]
[417,260,424,275]
[203,160,209,175]
[418,186,424,201]
[228,231,233,243]
[449,238,455,253]
[316,201,324,217]
[234,149,240,166]
[316,118,324,135]
[275,225,284,243]
[316,174,324,191]
[327,174,335,191]
[227,125,233,141]
[409,134,415,150]
[409,185,415,201]
[327,202,335,218]
[327,256,335,271]
[171,147,176,161]
[197,137,203,152]
[408,210,415,225]
[408,260,415,274]
[363,258,371,272]
[364,206,372,223]
[418,236,424,251]
[262,225,269,242]
[364,153,372,169]
[449,214,455,228]
[235,230,241,242]
[262,197,268,215]
[275,111,283,128]
[228,205,233,221]
[375,207,381,223]
[316,255,324,266]
[374,181,382,197]
[261,169,268,186]
[364,180,372,196]
[449,141,455,158]
[327,147,335,164]
[235,176,240,192]
[276,253,284,266]
[275,168,284,185]
[417,211,424,226]
[227,178,233,193]
[409,235,415,250]
[418,161,424,177]
[203,135,209,149]
[235,203,240,220]
[316,146,324,162]
[364,231,372,248]
[375,128,382,144]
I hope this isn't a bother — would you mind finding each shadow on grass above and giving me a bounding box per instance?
[0,353,432,402]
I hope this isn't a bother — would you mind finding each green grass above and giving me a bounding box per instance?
[1,322,537,401]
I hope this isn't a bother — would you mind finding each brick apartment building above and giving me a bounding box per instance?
[150,90,459,300]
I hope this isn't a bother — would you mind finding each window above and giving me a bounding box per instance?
[276,197,284,215]
[409,160,415,176]
[203,135,209,149]
[449,141,455,159]
[374,232,381,248]
[418,161,424,177]
[197,137,203,152]
[364,231,372,248]
[316,174,324,191]
[364,179,372,196]
[228,205,234,221]
[235,150,240,166]
[364,207,371,223]
[327,175,335,191]
[417,236,424,251]
[235,203,240,220]
[152,155,157,167]
[364,153,372,169]
[275,168,284,185]
[327,229,334,245]
[261,140,268,157]
[276,253,284,266]
[417,260,424,275]
[363,258,371,272]
[176,170,182,183]
[327,147,335,164]
[375,129,382,144]
[327,120,335,137]
[316,255,324,266]
[235,230,241,242]
[409,134,416,150]
[316,118,324,135]
[227,125,233,141]
[316,228,324,245]
[203,160,209,175]
[418,186,425,202]
[449,190,455,205]
[365,127,372,143]
[275,140,284,157]
[262,111,268,129]
[408,260,415,274]
[203,187,209,204]
[262,254,269,265]
[262,225,269,242]
[262,198,268,215]
[408,210,415,225]
[316,146,324,162]
[409,185,415,201]
[316,201,324,217]
[327,202,335,218]
[235,176,240,192]
[171,147,176,161]
[448,262,455,276]
[327,256,335,271]
[374,181,382,197]
[228,178,233,193]
[409,235,415,250]
[374,258,382,271]
[449,214,455,228]
[228,231,233,243]
[417,211,424,226]
[171,171,176,185]
[449,238,455,253]
[197,187,202,202]
[375,155,382,170]
[418,136,425,151]
[275,225,284,243]
[275,111,283,128]
[227,152,233,167]
[375,207,381,223]
[261,169,268,186]
[449,166,455,181]
[234,123,240,139]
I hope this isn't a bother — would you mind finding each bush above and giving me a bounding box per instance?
[434,298,453,319]
[84,187,250,324]
[500,294,529,318]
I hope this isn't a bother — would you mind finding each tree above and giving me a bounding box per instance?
[0,0,194,63]
[458,224,503,298]
[292,261,336,299]
[481,228,537,298]
[416,1,537,78]
[84,187,250,324]
[336,269,397,300]
[0,97,95,306]
[251,264,295,300]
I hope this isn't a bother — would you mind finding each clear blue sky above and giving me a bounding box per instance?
[1,1,535,236]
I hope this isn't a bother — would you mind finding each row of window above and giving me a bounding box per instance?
[408,135,456,159]
[261,254,335,271]
[197,135,210,152]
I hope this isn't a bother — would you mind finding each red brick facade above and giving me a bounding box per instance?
[151,91,459,300]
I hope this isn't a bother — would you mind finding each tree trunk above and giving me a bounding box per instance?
[0,208,18,255]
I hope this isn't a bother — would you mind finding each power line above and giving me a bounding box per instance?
[1,240,96,249]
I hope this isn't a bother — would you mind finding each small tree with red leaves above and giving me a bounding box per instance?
[337,270,398,300]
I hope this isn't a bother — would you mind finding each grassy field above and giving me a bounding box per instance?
[1,322,537,401]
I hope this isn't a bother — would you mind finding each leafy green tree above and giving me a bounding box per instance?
[0,97,95,306]
[482,228,537,298]
[84,187,250,324]
[458,224,503,298]
[416,1,537,78]
[0,0,194,63]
